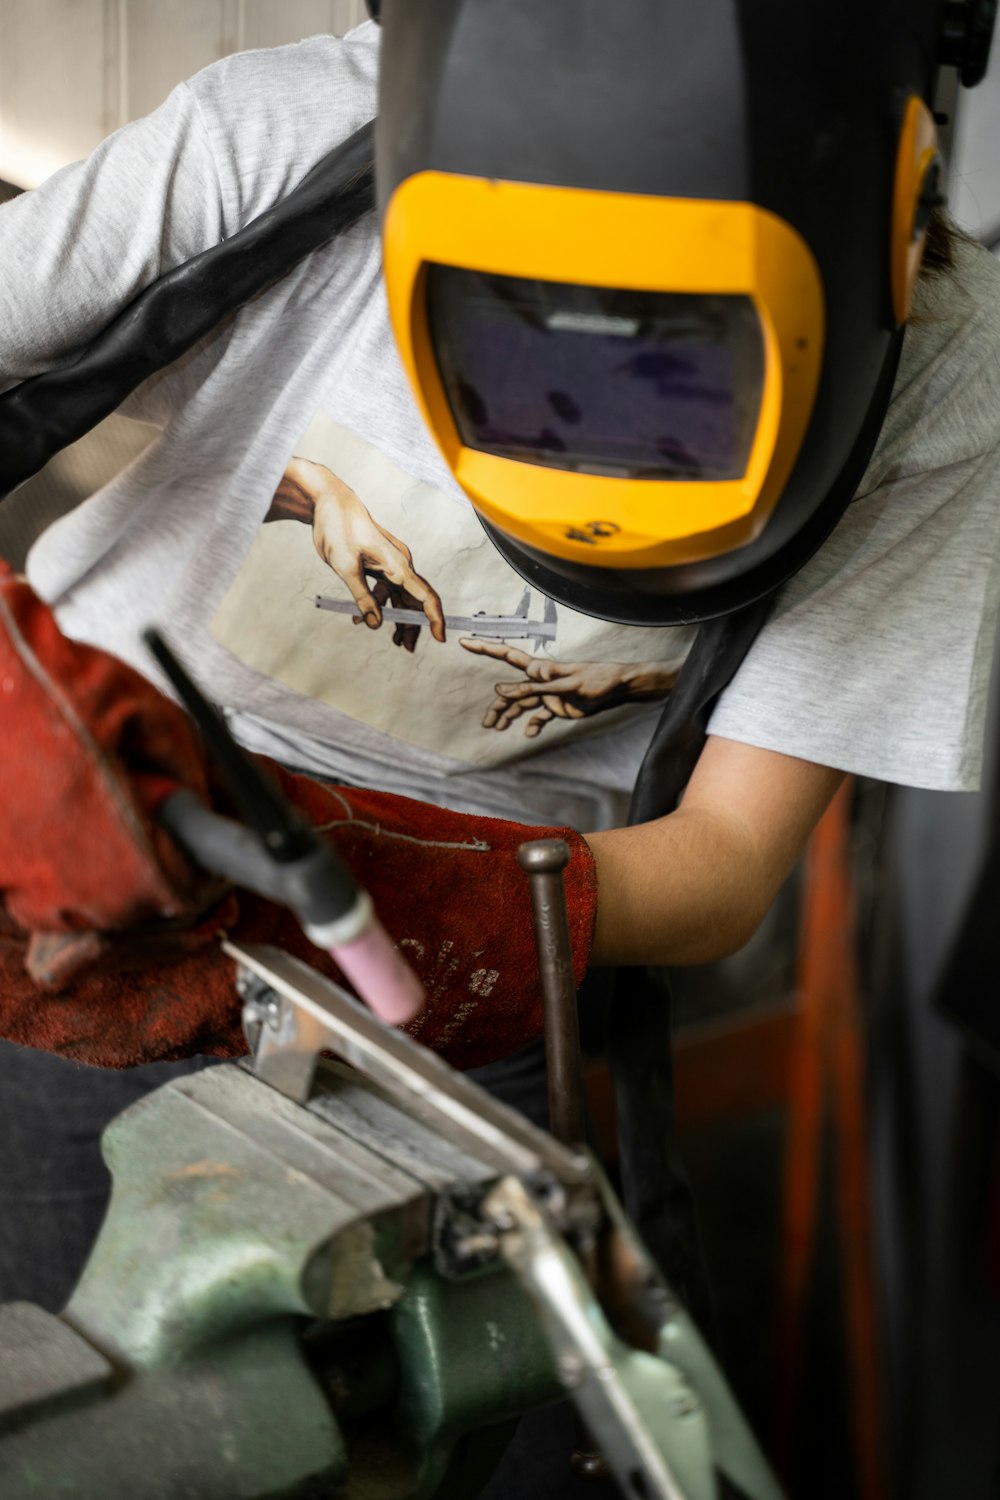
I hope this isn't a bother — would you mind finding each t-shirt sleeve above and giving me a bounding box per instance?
[0,82,224,386]
[708,247,1000,794]
[708,453,1000,791]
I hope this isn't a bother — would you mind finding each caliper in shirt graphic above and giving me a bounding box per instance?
[314,585,558,647]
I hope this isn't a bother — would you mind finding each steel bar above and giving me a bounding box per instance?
[224,940,590,1185]
[518,840,586,1147]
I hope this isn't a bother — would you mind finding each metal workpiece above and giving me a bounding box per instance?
[518,838,587,1147]
[228,939,592,1186]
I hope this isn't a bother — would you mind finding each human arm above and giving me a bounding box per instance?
[584,288,1000,972]
[267,458,446,649]
[586,735,844,967]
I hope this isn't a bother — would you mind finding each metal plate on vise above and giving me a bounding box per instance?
[225,942,590,1186]
[183,1064,427,1220]
[308,1060,498,1192]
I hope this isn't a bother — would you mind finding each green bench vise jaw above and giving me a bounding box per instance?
[0,942,784,1500]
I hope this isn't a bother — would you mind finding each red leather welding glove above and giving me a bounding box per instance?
[0,564,598,1071]
[0,561,224,962]
[0,772,598,1070]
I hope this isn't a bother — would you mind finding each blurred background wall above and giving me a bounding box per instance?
[0,0,368,189]
[950,21,1000,246]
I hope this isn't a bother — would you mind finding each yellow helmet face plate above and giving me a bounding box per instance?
[384,172,825,571]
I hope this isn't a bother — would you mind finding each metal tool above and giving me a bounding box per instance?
[487,1175,701,1500]
[0,637,785,1499]
[0,934,786,1500]
[144,627,424,1026]
[315,584,558,645]
[519,838,608,1481]
[518,838,586,1147]
[209,944,786,1500]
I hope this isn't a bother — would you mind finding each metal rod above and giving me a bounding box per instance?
[518,839,586,1147]
[518,843,613,1481]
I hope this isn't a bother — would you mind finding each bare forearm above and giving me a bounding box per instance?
[587,805,774,965]
[585,737,845,967]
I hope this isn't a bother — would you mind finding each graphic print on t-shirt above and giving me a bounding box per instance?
[210,410,689,769]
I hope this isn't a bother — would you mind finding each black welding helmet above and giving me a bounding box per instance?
[375,0,983,625]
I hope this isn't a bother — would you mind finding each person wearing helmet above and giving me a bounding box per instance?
[0,1,997,1451]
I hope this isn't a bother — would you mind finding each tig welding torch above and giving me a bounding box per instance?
[144,629,424,1027]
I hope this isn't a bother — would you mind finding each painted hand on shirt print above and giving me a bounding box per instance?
[459,638,681,739]
[265,457,446,652]
[264,454,677,741]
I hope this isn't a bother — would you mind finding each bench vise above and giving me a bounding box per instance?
[0,943,784,1500]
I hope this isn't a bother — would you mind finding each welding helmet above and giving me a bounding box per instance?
[375,0,991,625]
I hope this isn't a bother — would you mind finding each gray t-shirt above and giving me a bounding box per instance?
[2,22,999,827]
